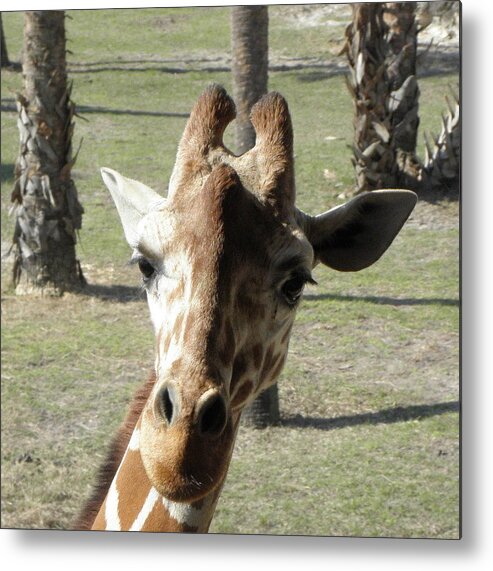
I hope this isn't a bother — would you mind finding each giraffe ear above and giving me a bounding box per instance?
[101,168,164,247]
[300,190,417,272]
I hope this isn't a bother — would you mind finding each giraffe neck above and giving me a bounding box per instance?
[91,415,240,532]
[90,417,217,532]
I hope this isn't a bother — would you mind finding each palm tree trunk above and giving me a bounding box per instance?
[382,2,421,189]
[231,5,269,154]
[11,11,84,295]
[242,383,280,429]
[231,5,279,427]
[344,2,421,192]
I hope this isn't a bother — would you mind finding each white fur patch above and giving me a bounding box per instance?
[128,428,140,451]
[162,496,210,528]
[129,487,160,531]
[104,477,121,531]
[104,427,140,530]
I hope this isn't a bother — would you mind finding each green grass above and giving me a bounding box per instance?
[213,414,459,537]
[1,6,459,537]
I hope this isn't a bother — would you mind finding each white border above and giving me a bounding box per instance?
[2,1,492,570]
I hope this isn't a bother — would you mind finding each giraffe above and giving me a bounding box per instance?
[75,84,417,533]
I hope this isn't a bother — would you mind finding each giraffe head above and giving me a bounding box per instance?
[101,84,416,504]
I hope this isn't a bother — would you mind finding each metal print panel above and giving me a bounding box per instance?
[1,2,460,538]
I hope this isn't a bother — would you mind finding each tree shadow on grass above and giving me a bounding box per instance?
[296,69,344,83]
[65,57,343,77]
[281,400,459,431]
[415,185,460,204]
[67,63,229,75]
[417,45,460,79]
[1,163,15,184]
[68,57,225,68]
[79,282,145,303]
[0,100,16,113]
[303,293,459,307]
[293,46,459,83]
[2,61,21,72]
[77,104,190,119]
[1,97,189,119]
[63,45,459,81]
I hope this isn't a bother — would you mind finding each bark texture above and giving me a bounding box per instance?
[344,2,421,192]
[11,11,84,295]
[231,6,269,154]
[242,383,280,429]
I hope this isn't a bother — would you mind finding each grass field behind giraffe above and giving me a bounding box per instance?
[1,5,460,537]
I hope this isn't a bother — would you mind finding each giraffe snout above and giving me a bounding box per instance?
[154,383,228,439]
[141,383,235,502]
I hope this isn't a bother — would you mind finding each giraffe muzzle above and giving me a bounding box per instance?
[155,384,228,439]
[138,383,234,502]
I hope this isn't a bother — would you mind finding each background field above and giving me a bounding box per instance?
[1,4,459,537]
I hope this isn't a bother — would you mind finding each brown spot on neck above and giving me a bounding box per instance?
[231,379,254,409]
[252,343,263,370]
[230,354,249,392]
[116,447,151,530]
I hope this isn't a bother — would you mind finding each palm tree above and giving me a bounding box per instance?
[344,2,421,192]
[231,5,269,154]
[231,5,278,427]
[11,11,84,294]
[382,2,421,189]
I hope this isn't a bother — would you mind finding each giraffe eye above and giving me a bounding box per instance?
[138,258,155,280]
[281,275,306,306]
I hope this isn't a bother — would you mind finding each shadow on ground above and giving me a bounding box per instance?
[1,163,15,184]
[282,400,459,431]
[1,97,189,119]
[303,293,459,307]
[79,282,145,303]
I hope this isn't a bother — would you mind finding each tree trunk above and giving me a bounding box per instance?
[1,14,10,67]
[242,383,280,429]
[231,5,279,427]
[231,5,269,154]
[344,2,421,193]
[11,11,84,295]
[382,2,421,189]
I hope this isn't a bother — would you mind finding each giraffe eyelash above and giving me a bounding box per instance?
[280,272,317,307]
[129,254,157,284]
[129,254,181,284]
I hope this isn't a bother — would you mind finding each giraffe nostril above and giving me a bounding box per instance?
[162,388,173,424]
[197,393,227,437]
[156,384,179,426]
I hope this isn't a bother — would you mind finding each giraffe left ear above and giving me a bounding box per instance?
[101,168,164,247]
[299,190,417,272]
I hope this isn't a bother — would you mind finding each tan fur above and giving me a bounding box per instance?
[115,448,150,530]
[140,498,198,533]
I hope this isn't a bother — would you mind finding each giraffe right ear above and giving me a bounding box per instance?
[100,168,164,247]
[298,190,417,272]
